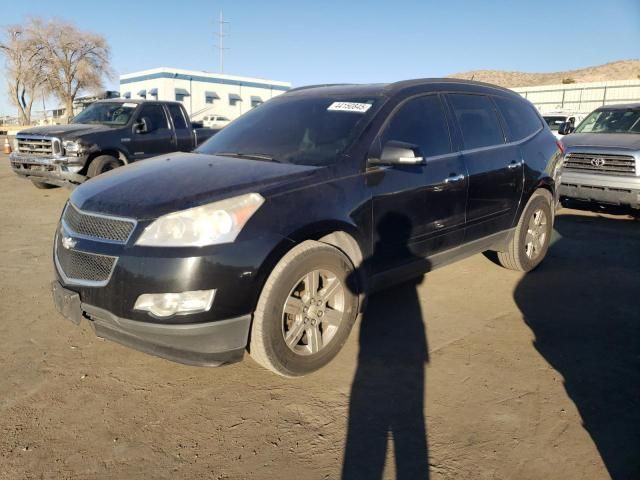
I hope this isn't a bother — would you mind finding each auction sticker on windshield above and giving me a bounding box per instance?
[327,102,372,113]
[123,103,138,108]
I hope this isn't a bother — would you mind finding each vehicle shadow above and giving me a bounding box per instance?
[342,213,431,479]
[514,212,640,479]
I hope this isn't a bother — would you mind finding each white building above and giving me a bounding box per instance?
[119,67,291,120]
[512,79,640,115]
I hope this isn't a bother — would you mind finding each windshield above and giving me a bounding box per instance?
[196,96,380,166]
[574,108,640,134]
[543,116,568,131]
[72,102,137,126]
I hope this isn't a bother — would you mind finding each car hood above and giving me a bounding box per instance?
[18,123,114,138]
[562,133,640,151]
[70,152,325,219]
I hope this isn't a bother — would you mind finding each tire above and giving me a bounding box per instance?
[497,190,553,272]
[30,180,59,189]
[87,155,122,178]
[249,240,359,377]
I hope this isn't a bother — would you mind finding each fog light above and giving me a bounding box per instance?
[134,290,215,318]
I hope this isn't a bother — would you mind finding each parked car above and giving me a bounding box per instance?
[9,99,216,189]
[559,103,640,215]
[202,115,231,129]
[51,79,562,377]
[543,111,586,139]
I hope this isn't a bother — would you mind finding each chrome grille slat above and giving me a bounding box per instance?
[564,153,636,177]
[62,203,136,243]
[17,137,53,156]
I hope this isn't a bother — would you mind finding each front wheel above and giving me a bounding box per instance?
[249,241,359,377]
[497,190,553,272]
[87,155,122,178]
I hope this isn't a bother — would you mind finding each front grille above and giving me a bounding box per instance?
[16,136,59,156]
[55,235,117,284]
[564,153,636,176]
[62,203,136,243]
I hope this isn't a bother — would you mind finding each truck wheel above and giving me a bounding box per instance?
[30,180,59,189]
[87,155,122,178]
[497,190,553,272]
[249,241,359,377]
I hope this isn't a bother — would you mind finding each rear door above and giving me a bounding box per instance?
[129,103,176,160]
[445,93,522,241]
[369,94,468,275]
[167,104,194,151]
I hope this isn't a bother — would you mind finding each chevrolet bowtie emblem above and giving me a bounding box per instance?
[61,236,77,250]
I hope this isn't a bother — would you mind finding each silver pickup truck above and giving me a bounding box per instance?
[559,103,640,215]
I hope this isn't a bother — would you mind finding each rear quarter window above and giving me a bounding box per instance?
[447,94,505,150]
[494,96,542,141]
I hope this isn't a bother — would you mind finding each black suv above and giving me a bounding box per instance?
[52,79,562,377]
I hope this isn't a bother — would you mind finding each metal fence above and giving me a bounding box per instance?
[513,80,640,115]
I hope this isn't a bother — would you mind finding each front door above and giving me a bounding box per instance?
[445,93,523,241]
[368,94,468,276]
[129,103,176,160]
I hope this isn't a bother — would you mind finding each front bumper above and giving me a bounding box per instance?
[52,281,251,366]
[9,152,86,186]
[560,171,640,209]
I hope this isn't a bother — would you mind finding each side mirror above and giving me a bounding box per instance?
[369,140,424,166]
[134,117,152,134]
[558,122,574,135]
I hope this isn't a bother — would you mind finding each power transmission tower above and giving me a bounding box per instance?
[215,10,229,73]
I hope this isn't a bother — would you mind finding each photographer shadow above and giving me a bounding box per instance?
[342,212,431,479]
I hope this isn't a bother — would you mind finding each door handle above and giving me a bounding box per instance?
[444,173,465,184]
[507,160,522,170]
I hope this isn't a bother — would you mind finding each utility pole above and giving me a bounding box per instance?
[215,10,229,73]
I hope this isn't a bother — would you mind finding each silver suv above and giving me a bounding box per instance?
[559,103,640,214]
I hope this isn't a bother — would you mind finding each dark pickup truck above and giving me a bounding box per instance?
[9,99,217,189]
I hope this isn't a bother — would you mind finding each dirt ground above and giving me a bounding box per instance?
[1,154,638,480]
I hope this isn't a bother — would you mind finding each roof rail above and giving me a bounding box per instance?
[286,83,354,93]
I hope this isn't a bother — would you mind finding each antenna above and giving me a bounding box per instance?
[215,10,230,73]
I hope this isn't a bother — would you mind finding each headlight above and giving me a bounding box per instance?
[136,193,265,247]
[13,138,19,151]
[63,140,82,155]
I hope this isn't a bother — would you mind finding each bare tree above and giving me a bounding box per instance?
[29,18,112,123]
[0,25,47,125]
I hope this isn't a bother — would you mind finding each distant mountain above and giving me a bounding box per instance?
[448,60,640,88]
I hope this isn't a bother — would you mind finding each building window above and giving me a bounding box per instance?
[137,89,146,99]
[205,91,220,104]
[149,88,158,99]
[175,88,190,102]
[229,93,242,106]
[251,96,263,108]
[122,91,131,99]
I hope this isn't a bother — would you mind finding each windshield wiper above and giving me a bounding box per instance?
[216,152,280,162]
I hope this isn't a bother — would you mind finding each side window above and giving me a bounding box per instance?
[137,104,169,131]
[382,95,451,157]
[448,94,504,149]
[493,96,542,141]
[168,104,188,130]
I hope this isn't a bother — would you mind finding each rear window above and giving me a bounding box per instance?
[494,96,542,140]
[448,94,505,149]
[168,104,188,130]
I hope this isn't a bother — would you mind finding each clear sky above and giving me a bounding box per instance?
[1,0,639,115]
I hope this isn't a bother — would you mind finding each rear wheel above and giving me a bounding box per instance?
[497,190,553,272]
[249,241,359,377]
[30,180,59,189]
[87,155,122,178]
